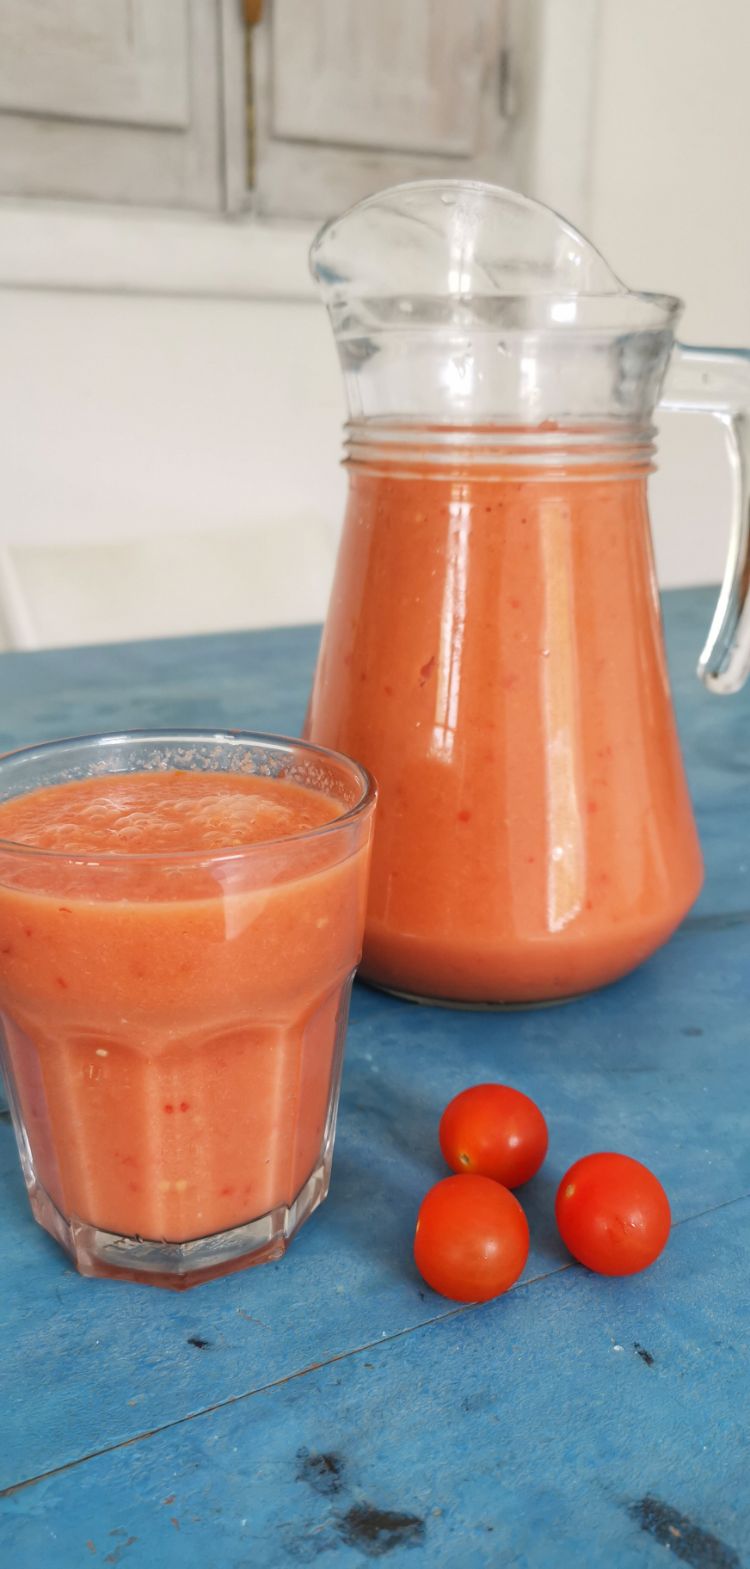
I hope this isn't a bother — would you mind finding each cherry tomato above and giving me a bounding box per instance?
[439,1083,548,1188]
[414,1174,529,1302]
[555,1152,671,1276]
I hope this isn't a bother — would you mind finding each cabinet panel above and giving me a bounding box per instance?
[254,0,510,218]
[271,0,486,156]
[0,0,225,208]
[0,0,189,129]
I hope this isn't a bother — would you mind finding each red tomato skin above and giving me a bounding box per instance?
[439,1083,548,1188]
[555,1152,671,1277]
[414,1174,529,1303]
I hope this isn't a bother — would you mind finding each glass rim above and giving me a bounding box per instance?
[0,728,376,866]
[310,177,684,332]
[326,290,683,334]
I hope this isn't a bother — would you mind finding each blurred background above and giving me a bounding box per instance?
[0,0,748,650]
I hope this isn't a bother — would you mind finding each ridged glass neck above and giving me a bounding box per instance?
[344,419,656,480]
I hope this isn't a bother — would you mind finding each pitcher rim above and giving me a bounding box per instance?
[310,178,683,331]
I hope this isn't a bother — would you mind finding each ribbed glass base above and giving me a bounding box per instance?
[26,1160,331,1290]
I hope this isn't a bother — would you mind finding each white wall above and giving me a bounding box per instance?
[0,286,342,550]
[588,0,750,345]
[583,0,750,593]
[0,231,345,648]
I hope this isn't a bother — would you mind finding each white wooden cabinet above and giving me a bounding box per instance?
[0,0,599,221]
[252,0,518,218]
[0,0,527,217]
[0,0,234,209]
[0,1,190,126]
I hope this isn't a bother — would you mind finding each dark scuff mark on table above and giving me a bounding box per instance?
[296,1448,345,1497]
[628,1496,741,1568]
[338,1502,425,1557]
[187,1336,211,1350]
[103,1539,137,1567]
[681,909,750,936]
[634,1343,655,1366]
[681,1026,705,1038]
[237,1307,269,1329]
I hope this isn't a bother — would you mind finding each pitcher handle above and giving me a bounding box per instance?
[659,344,750,694]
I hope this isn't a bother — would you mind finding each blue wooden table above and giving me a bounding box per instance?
[1,587,748,1569]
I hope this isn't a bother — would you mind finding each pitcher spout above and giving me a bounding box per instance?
[310,179,680,426]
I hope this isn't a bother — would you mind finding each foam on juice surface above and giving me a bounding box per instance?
[0,770,341,855]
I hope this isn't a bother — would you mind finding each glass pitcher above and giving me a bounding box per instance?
[304,180,750,1006]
